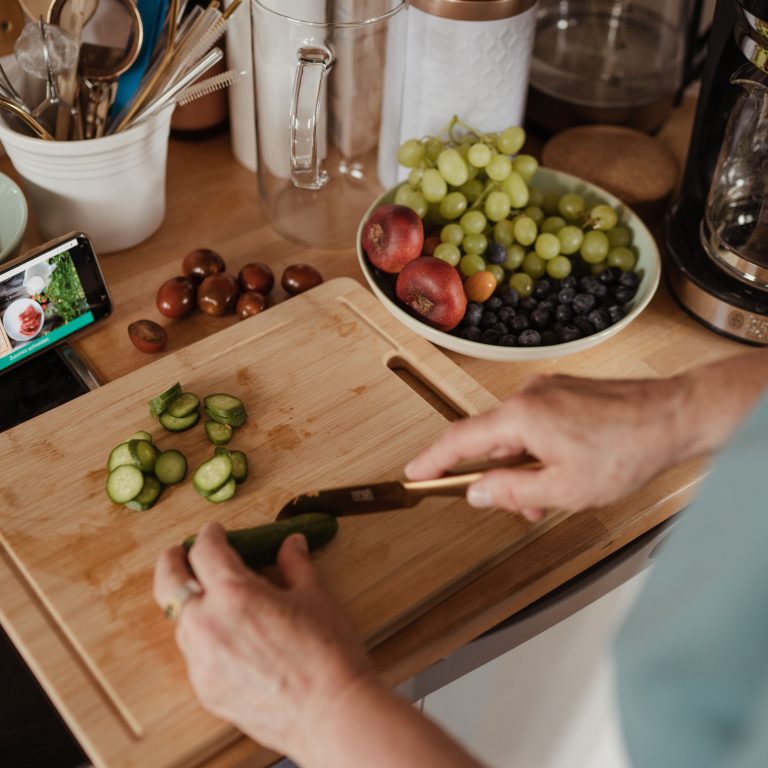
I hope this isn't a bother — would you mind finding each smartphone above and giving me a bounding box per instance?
[0,233,111,430]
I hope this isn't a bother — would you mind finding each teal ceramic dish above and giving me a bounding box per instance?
[0,171,27,263]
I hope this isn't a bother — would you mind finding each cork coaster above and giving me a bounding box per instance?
[541,125,679,208]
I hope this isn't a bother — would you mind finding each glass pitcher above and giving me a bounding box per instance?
[251,0,407,249]
[702,64,768,288]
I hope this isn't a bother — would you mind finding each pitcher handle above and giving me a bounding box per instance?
[290,45,334,190]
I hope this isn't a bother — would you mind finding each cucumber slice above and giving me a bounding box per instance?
[213,448,248,483]
[205,420,232,446]
[107,442,134,471]
[128,439,158,472]
[192,454,232,493]
[106,465,145,503]
[204,394,244,413]
[204,406,246,428]
[206,477,237,503]
[128,430,153,442]
[149,382,182,418]
[159,410,200,432]
[165,392,200,418]
[125,476,163,511]
[154,449,187,485]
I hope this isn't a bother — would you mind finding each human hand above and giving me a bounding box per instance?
[406,373,691,519]
[154,523,377,762]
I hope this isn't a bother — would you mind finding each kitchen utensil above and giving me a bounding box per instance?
[17,0,52,22]
[35,17,66,138]
[357,167,661,362]
[175,65,243,106]
[0,95,53,138]
[527,0,710,134]
[48,0,99,42]
[0,277,567,768]
[665,0,768,344]
[0,171,28,262]
[251,0,408,248]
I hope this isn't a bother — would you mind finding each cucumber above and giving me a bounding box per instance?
[213,448,248,483]
[159,410,200,432]
[206,477,237,503]
[204,406,246,428]
[182,513,339,569]
[154,449,187,485]
[128,430,153,442]
[107,442,134,471]
[148,382,182,418]
[165,392,200,418]
[205,420,232,446]
[128,439,158,472]
[203,394,244,414]
[192,454,232,494]
[106,465,145,503]
[125,476,163,511]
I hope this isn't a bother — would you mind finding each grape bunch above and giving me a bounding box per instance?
[392,117,642,347]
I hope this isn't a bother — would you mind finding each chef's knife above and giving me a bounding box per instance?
[275,458,538,520]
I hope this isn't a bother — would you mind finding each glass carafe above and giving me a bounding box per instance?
[702,65,768,288]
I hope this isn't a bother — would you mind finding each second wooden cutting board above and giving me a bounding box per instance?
[0,278,561,768]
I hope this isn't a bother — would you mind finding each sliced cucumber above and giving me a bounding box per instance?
[165,392,200,418]
[204,394,244,413]
[106,465,145,503]
[204,406,247,428]
[107,442,134,471]
[206,477,237,503]
[125,476,163,511]
[192,454,233,494]
[149,382,182,418]
[128,430,153,442]
[159,410,200,432]
[128,439,158,472]
[213,448,248,483]
[154,449,187,485]
[205,420,232,446]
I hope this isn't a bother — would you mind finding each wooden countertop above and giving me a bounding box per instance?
[0,96,744,768]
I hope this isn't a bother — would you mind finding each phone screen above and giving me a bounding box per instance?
[0,235,110,373]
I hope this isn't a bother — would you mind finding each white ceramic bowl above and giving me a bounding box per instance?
[0,171,28,264]
[356,167,660,361]
[3,297,44,341]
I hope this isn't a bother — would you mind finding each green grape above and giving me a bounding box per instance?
[463,233,488,255]
[456,144,479,180]
[495,126,526,155]
[437,148,469,187]
[557,225,584,255]
[394,183,413,206]
[487,264,505,284]
[546,255,572,279]
[524,206,544,226]
[394,184,428,219]
[607,226,632,248]
[541,216,566,234]
[460,210,487,234]
[434,242,461,267]
[408,167,424,187]
[512,154,538,183]
[606,246,637,271]
[425,137,443,163]
[509,272,533,297]
[589,204,619,231]
[468,142,492,168]
[459,178,484,204]
[513,215,537,246]
[484,190,512,222]
[500,171,529,209]
[397,139,425,168]
[494,219,516,247]
[486,154,513,182]
[580,230,610,264]
[535,233,561,261]
[558,193,586,221]
[522,252,546,279]
[441,223,465,246]
[591,262,609,275]
[439,191,468,220]
[503,244,526,271]
[528,188,545,209]
[421,168,448,203]
[459,253,486,277]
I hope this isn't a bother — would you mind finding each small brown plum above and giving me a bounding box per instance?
[281,264,323,296]
[182,248,226,282]
[237,291,269,319]
[156,276,197,318]
[238,262,275,295]
[197,273,241,316]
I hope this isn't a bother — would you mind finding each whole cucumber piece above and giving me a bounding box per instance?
[182,513,338,569]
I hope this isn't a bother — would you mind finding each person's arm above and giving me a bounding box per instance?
[154,524,483,768]
[405,348,768,519]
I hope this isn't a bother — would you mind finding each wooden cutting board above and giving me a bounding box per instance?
[0,278,564,768]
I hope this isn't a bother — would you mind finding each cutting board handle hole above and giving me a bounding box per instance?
[387,357,466,423]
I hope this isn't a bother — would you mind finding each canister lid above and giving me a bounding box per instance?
[409,0,537,21]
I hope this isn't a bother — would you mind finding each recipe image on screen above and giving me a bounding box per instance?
[0,238,95,372]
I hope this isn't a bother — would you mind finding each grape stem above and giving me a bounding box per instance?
[468,179,499,212]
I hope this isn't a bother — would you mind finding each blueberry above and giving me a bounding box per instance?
[572,293,596,315]
[607,304,626,323]
[511,314,530,332]
[479,311,498,329]
[497,306,516,324]
[491,321,508,335]
[533,278,553,299]
[619,271,641,289]
[531,308,551,329]
[481,328,501,344]
[587,309,610,331]
[555,304,573,323]
[485,241,507,265]
[540,330,558,346]
[538,299,557,314]
[486,296,503,312]
[562,275,579,291]
[586,281,608,300]
[459,326,482,342]
[518,329,542,346]
[614,287,636,304]
[599,267,623,284]
[580,275,601,292]
[499,334,518,347]
[499,287,520,308]
[463,303,483,326]
[574,317,596,336]
[558,287,576,305]
[520,297,539,312]
[558,324,582,342]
